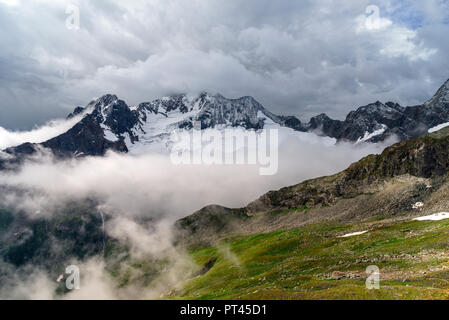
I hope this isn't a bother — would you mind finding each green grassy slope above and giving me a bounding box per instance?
[167,127,449,300]
[170,216,449,300]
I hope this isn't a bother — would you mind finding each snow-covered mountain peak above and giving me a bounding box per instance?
[88,94,120,113]
[347,101,403,120]
[61,92,286,155]
[137,94,190,116]
[132,92,269,132]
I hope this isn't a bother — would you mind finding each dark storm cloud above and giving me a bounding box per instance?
[0,0,448,129]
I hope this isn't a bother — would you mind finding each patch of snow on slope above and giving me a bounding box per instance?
[339,231,368,238]
[412,202,424,209]
[257,110,276,125]
[428,122,449,133]
[356,125,387,144]
[101,125,119,142]
[125,108,190,155]
[413,212,449,221]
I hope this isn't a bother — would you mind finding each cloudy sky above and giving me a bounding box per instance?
[0,0,448,129]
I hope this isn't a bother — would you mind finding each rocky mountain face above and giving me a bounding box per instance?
[0,94,134,169]
[0,78,448,169]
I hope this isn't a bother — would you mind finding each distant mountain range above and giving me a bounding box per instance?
[309,78,449,143]
[1,78,448,169]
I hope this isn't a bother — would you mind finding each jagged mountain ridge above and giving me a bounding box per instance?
[246,126,449,213]
[310,79,449,143]
[1,78,448,169]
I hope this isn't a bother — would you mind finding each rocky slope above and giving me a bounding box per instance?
[176,126,449,245]
[247,126,449,213]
